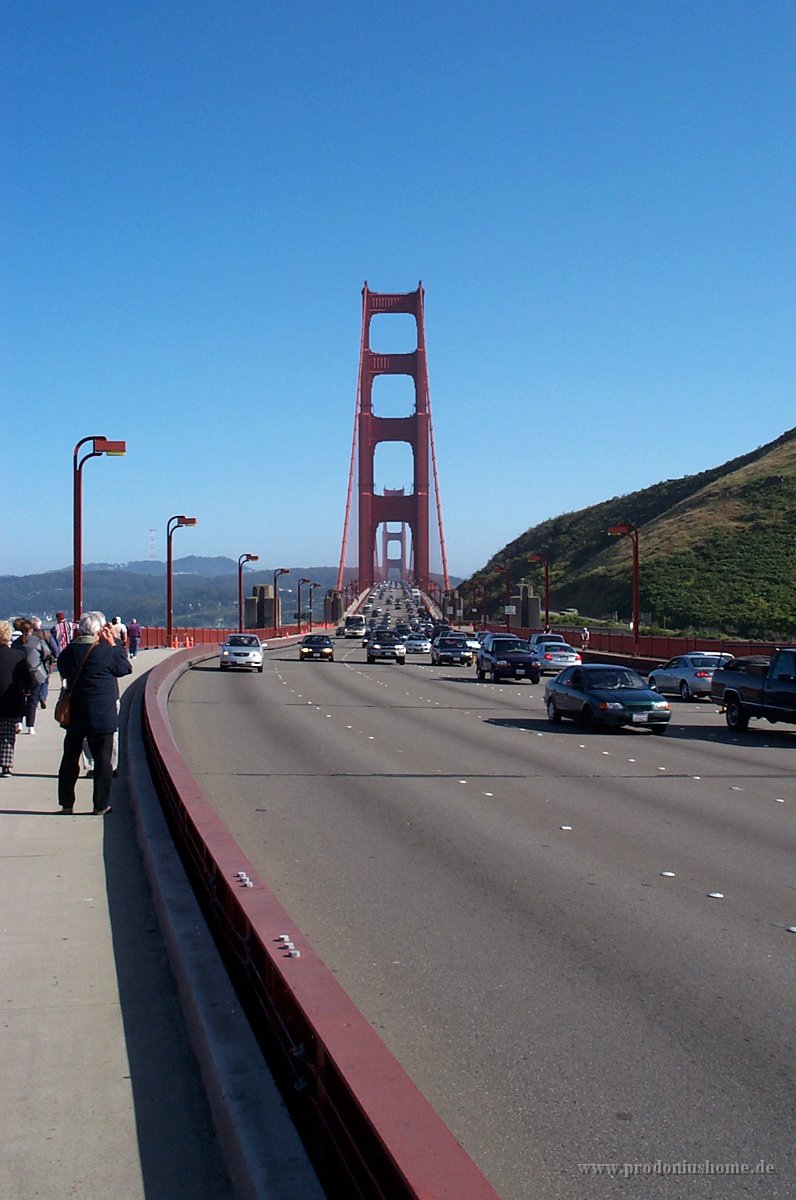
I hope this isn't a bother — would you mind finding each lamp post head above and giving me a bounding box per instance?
[298,576,311,585]
[276,568,289,577]
[93,438,127,456]
[608,524,633,537]
[180,516,198,527]
[527,553,546,564]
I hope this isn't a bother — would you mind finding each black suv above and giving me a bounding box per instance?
[475,634,541,684]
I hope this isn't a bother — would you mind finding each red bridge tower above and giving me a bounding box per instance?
[338,283,448,595]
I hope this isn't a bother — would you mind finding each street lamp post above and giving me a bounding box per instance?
[273,568,289,632]
[502,566,512,631]
[309,582,322,631]
[72,436,127,621]
[297,577,311,634]
[238,553,259,632]
[527,553,550,629]
[608,523,640,653]
[166,515,197,647]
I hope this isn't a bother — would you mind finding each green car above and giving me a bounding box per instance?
[545,664,671,733]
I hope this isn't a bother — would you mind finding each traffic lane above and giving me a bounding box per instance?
[181,651,795,1047]
[171,652,796,1198]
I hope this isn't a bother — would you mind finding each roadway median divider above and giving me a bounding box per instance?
[142,643,501,1200]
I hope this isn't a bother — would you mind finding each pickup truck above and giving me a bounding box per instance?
[710,648,796,732]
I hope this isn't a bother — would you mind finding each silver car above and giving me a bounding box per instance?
[535,643,582,675]
[219,633,264,672]
[648,652,734,700]
[404,634,431,653]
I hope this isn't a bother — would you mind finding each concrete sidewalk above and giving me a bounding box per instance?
[1,649,323,1200]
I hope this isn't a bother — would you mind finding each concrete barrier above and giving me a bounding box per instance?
[141,644,501,1200]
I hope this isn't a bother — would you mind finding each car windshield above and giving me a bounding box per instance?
[227,635,259,647]
[303,636,329,646]
[690,655,728,668]
[587,668,647,690]
[494,640,527,653]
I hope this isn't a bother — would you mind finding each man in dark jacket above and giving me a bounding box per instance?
[56,611,132,814]
[0,620,30,776]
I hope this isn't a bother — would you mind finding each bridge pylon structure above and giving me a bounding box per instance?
[337,282,449,595]
[380,489,408,581]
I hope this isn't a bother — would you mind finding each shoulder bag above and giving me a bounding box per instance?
[54,643,95,729]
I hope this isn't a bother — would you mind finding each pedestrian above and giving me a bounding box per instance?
[56,611,132,815]
[32,617,59,710]
[111,616,127,647]
[51,611,73,653]
[16,619,54,734]
[581,626,590,650]
[0,620,30,776]
[127,617,142,658]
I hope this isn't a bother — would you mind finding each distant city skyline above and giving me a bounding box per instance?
[4,3,794,578]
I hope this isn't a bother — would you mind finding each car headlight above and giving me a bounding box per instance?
[496,659,508,666]
[221,650,230,657]
[597,701,624,711]
[652,700,670,710]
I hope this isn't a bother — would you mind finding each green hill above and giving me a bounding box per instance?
[467,427,796,640]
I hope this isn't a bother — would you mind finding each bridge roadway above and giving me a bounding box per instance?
[168,640,796,1200]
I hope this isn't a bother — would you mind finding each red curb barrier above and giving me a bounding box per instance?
[142,645,502,1200]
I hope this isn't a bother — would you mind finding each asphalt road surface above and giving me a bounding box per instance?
[169,643,796,1199]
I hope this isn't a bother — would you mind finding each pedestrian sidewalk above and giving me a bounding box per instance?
[0,649,322,1200]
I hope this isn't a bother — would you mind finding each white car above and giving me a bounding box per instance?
[219,633,264,672]
[404,634,431,653]
[648,652,734,700]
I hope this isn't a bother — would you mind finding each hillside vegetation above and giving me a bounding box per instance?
[469,427,796,640]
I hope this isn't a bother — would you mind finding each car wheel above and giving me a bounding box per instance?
[531,672,540,685]
[650,725,667,735]
[219,664,226,670]
[581,705,597,731]
[648,675,658,690]
[396,658,405,665]
[257,665,263,673]
[679,680,691,701]
[367,655,374,664]
[476,667,485,681]
[725,699,749,732]
[546,699,561,723]
[490,668,500,684]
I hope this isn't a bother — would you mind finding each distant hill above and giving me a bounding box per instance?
[466,427,796,640]
[0,561,345,626]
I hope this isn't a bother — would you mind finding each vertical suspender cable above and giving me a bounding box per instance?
[336,286,368,592]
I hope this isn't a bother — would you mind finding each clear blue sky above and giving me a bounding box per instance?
[3,1,795,580]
